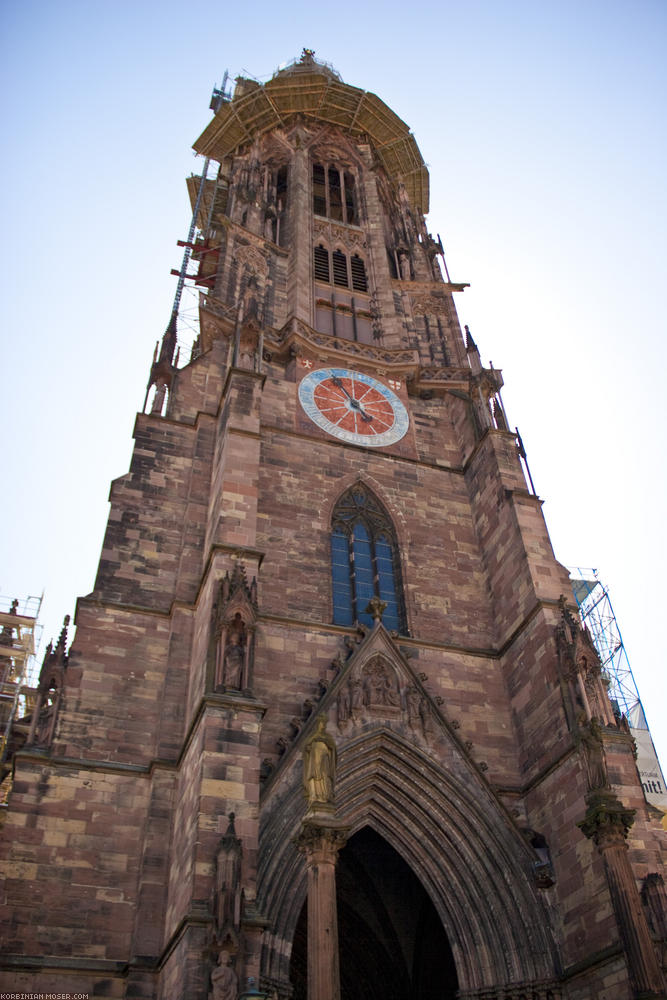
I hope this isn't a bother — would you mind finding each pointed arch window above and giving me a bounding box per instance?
[312,162,358,225]
[331,486,406,633]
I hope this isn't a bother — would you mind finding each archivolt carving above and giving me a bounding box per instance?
[257,729,559,995]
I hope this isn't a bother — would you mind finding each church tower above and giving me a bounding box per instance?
[1,51,665,1000]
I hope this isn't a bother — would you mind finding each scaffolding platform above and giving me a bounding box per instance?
[0,594,41,766]
[569,568,666,811]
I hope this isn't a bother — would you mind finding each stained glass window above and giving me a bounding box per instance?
[330,485,406,632]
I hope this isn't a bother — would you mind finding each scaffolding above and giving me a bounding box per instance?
[569,568,666,806]
[0,593,41,766]
[569,568,644,725]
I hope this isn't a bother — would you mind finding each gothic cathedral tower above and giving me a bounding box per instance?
[1,51,665,1000]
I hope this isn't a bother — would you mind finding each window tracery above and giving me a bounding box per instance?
[331,485,406,633]
[312,162,358,226]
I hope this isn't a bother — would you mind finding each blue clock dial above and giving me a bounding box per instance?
[298,368,409,447]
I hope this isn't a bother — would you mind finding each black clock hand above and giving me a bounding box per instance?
[331,376,373,421]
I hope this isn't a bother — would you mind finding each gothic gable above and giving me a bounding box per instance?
[257,623,560,993]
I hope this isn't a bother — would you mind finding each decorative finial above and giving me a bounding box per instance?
[464,324,478,352]
[364,595,387,625]
[56,614,70,651]
[301,48,315,62]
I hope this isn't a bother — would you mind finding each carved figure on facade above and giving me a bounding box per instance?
[222,615,246,690]
[578,718,610,791]
[350,678,364,719]
[241,273,260,325]
[397,249,411,281]
[362,656,400,709]
[419,696,434,740]
[406,686,421,731]
[337,682,351,727]
[303,715,337,807]
[210,563,258,695]
[210,950,238,1000]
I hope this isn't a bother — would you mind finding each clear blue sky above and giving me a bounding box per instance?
[2,1,666,766]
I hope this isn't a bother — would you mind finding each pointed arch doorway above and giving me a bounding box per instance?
[289,827,459,1000]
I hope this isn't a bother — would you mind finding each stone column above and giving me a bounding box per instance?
[296,819,348,1000]
[579,790,666,998]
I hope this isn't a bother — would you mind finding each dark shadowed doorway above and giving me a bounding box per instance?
[289,826,459,1000]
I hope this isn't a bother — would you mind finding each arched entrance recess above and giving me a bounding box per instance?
[289,826,459,1000]
[258,729,560,995]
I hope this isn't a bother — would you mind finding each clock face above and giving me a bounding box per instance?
[298,367,409,447]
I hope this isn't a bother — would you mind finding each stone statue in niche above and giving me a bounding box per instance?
[222,614,246,690]
[211,563,257,695]
[303,715,337,807]
[242,274,260,324]
[210,950,238,1000]
[579,718,609,790]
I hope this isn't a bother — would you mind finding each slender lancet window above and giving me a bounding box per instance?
[331,486,405,632]
[312,163,358,225]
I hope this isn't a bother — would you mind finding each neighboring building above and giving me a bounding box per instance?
[1,51,665,1000]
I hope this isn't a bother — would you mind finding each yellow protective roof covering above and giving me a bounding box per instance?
[193,69,430,214]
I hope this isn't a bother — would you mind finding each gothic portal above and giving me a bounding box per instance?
[1,50,665,1000]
